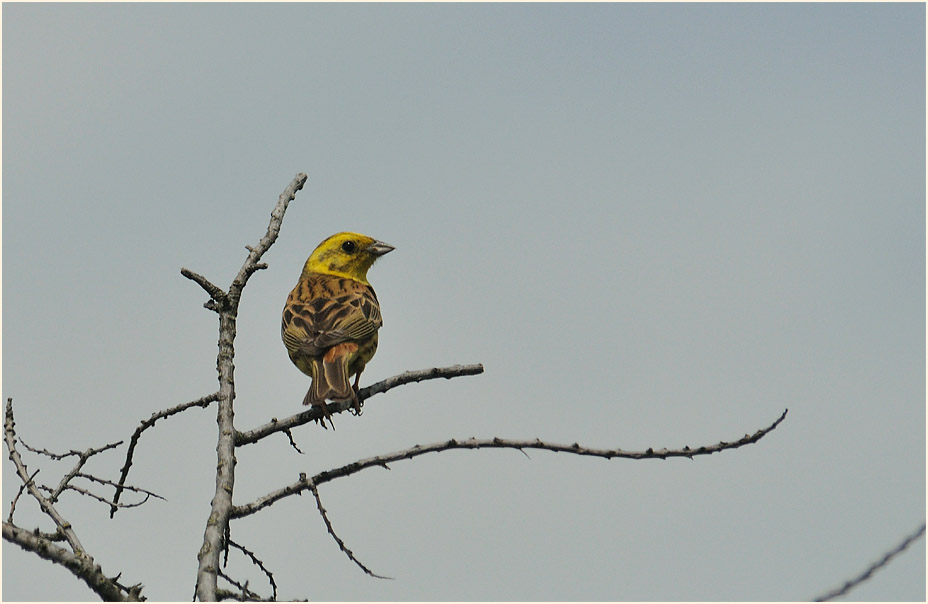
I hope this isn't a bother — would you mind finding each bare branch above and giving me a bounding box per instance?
[19,439,84,460]
[180,268,229,310]
[308,482,393,580]
[5,399,86,554]
[16,437,131,519]
[359,364,486,399]
[196,318,239,601]
[228,172,308,302]
[57,471,166,511]
[234,364,485,447]
[233,409,788,519]
[813,522,926,602]
[3,522,144,601]
[111,392,219,517]
[195,173,308,603]
[4,399,148,600]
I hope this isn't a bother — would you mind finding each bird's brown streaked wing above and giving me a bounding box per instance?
[282,275,382,356]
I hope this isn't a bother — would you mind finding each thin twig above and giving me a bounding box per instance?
[233,409,788,519]
[7,469,39,523]
[813,522,926,602]
[227,540,279,601]
[49,441,123,503]
[79,473,165,501]
[63,484,153,510]
[111,392,219,517]
[18,439,84,460]
[234,364,485,447]
[308,483,393,580]
[16,436,124,506]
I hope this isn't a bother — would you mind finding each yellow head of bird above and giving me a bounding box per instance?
[303,232,394,284]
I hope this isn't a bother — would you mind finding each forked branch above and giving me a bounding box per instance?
[3,398,145,601]
[193,172,309,602]
[5,398,87,554]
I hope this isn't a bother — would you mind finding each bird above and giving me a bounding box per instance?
[282,232,394,428]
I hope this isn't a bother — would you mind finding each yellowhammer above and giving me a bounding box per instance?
[282,232,394,428]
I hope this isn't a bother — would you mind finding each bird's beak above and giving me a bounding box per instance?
[366,240,395,256]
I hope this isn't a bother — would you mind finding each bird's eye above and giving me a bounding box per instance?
[341,240,357,254]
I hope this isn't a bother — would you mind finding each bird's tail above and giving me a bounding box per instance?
[302,342,358,407]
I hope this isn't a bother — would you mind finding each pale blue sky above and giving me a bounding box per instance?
[3,3,925,601]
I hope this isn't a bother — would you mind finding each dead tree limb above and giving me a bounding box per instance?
[3,398,145,601]
[189,172,308,602]
[3,522,144,602]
